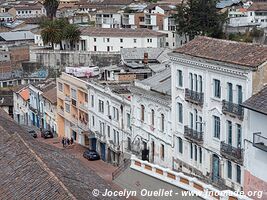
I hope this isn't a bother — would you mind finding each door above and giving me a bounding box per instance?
[100,142,106,161]
[212,154,220,181]
[32,113,35,126]
[91,138,97,150]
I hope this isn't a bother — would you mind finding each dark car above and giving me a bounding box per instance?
[28,130,37,138]
[41,130,54,139]
[83,149,100,161]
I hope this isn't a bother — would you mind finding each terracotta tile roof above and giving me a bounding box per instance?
[174,36,267,68]
[19,88,30,101]
[247,3,267,11]
[80,27,167,37]
[42,87,57,104]
[0,108,120,200]
[242,86,267,115]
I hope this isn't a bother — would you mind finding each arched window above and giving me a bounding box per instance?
[161,114,165,132]
[141,105,145,121]
[151,109,155,126]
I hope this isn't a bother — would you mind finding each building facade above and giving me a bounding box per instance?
[170,36,267,191]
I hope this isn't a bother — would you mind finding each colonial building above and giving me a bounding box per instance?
[13,84,30,125]
[131,68,172,168]
[241,87,267,199]
[170,36,267,191]
[87,79,132,165]
[57,72,89,145]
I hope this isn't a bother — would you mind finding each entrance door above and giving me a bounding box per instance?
[100,143,106,161]
[91,138,97,150]
[84,135,89,146]
[212,154,220,181]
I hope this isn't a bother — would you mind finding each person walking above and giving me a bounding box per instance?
[62,137,65,148]
[70,137,73,145]
[67,138,70,146]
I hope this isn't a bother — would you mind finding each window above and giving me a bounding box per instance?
[98,100,104,113]
[94,38,96,42]
[227,83,233,102]
[227,120,232,145]
[127,137,131,150]
[71,88,77,99]
[72,130,77,140]
[94,46,97,51]
[194,145,197,161]
[190,112,193,128]
[161,114,165,132]
[92,115,95,126]
[65,103,70,113]
[127,113,131,128]
[151,109,155,126]
[190,143,193,159]
[107,125,110,137]
[99,121,105,135]
[113,107,119,121]
[120,38,123,43]
[178,103,183,123]
[133,39,137,43]
[214,79,221,98]
[113,129,117,144]
[237,124,242,148]
[106,101,110,116]
[199,147,202,163]
[58,82,63,91]
[177,70,183,87]
[189,73,193,90]
[199,75,203,92]
[91,95,94,107]
[194,74,198,91]
[141,105,145,121]
[237,85,242,104]
[161,144,165,160]
[236,165,241,183]
[227,161,232,179]
[213,116,220,139]
[107,38,110,42]
[178,137,183,153]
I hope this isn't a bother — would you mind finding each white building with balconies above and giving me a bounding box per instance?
[170,36,267,191]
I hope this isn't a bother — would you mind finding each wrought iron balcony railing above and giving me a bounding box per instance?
[222,100,244,120]
[253,132,267,152]
[184,126,203,145]
[185,88,204,106]
[220,141,243,164]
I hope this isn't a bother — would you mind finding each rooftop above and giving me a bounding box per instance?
[173,36,267,68]
[80,27,167,37]
[247,2,267,11]
[0,31,34,41]
[0,108,120,200]
[42,87,57,104]
[242,86,267,115]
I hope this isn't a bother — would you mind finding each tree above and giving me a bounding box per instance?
[63,24,81,50]
[175,0,227,40]
[43,0,59,20]
[41,20,61,49]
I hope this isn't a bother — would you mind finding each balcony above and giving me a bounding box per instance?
[185,89,204,106]
[78,120,88,131]
[253,132,267,152]
[79,102,88,111]
[29,105,38,113]
[222,100,243,120]
[184,126,203,145]
[220,141,243,164]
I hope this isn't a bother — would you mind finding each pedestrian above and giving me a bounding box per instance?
[70,137,73,145]
[67,138,70,146]
[62,137,65,148]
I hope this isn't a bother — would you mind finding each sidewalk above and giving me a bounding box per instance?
[36,136,117,183]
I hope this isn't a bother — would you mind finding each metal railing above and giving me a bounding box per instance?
[253,132,267,152]
[184,126,203,145]
[220,141,243,164]
[185,88,204,106]
[222,100,244,120]
[112,159,131,180]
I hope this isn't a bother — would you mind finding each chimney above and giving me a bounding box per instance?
[144,52,148,64]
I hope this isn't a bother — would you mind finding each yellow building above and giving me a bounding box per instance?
[57,72,89,146]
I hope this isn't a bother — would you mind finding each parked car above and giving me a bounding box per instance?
[83,149,100,161]
[41,130,54,139]
[28,130,37,138]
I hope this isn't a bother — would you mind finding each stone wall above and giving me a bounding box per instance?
[30,49,121,69]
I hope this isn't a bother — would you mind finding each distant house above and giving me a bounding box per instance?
[8,2,46,19]
[0,31,34,45]
[0,13,14,23]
